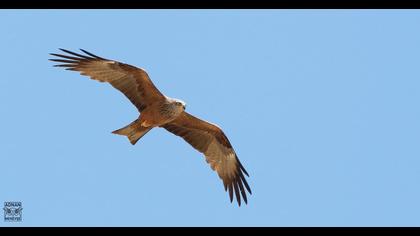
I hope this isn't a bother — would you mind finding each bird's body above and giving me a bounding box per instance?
[139,96,185,128]
[114,96,186,144]
[50,49,251,206]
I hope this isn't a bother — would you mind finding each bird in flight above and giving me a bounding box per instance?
[49,49,252,206]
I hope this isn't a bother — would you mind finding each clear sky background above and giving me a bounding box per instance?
[1,10,420,226]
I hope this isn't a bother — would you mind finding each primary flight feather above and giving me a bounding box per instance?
[49,49,252,206]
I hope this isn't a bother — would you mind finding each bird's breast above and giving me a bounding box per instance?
[153,102,183,125]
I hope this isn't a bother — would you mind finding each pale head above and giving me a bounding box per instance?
[167,97,186,110]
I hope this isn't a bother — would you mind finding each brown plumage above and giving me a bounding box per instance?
[49,49,252,206]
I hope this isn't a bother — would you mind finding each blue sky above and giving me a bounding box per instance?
[1,10,420,226]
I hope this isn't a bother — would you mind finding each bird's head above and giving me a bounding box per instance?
[174,99,186,110]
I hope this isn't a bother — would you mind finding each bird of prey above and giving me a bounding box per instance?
[49,49,251,206]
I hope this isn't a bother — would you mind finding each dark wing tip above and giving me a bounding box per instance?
[236,157,250,177]
[233,182,241,206]
[49,59,76,63]
[226,180,249,206]
[226,168,252,206]
[228,184,234,203]
[237,175,248,205]
[239,170,252,195]
[50,48,107,69]
[58,48,70,54]
[79,48,105,59]
[221,155,252,206]
[57,48,92,59]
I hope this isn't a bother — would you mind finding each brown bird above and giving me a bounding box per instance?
[49,49,251,206]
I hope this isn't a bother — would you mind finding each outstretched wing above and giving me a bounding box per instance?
[162,111,252,206]
[49,48,165,112]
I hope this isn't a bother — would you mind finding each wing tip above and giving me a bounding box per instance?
[55,48,92,59]
[225,174,252,207]
[58,48,69,53]
[79,48,105,59]
[236,156,250,177]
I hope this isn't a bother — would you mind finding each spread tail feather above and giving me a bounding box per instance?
[112,120,152,145]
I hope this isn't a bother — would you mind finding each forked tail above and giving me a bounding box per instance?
[112,120,152,145]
